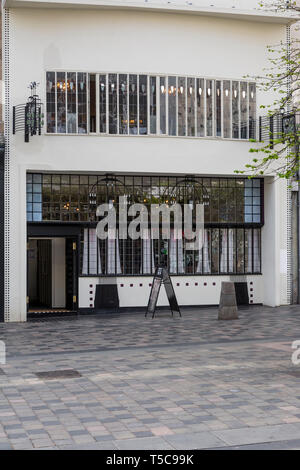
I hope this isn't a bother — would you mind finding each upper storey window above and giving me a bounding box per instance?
[46,72,256,140]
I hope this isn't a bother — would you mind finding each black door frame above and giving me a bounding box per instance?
[27,223,81,313]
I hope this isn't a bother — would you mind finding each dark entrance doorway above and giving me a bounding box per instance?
[27,236,78,315]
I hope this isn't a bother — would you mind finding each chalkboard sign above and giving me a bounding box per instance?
[145,266,181,318]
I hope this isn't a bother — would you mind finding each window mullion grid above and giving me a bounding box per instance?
[117,74,119,135]
[137,75,140,135]
[176,76,178,136]
[221,80,224,138]
[157,76,160,135]
[55,71,58,134]
[185,76,188,137]
[87,73,90,134]
[230,80,232,139]
[65,72,68,134]
[247,82,250,140]
[194,77,197,138]
[106,73,109,135]
[96,73,100,134]
[147,75,150,136]
[204,79,207,137]
[127,74,129,135]
[238,81,241,140]
[166,76,169,136]
[212,79,215,137]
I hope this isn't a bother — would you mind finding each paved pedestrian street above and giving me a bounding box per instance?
[1,306,300,450]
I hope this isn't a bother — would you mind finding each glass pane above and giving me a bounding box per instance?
[187,77,195,137]
[150,76,157,134]
[67,72,76,133]
[237,228,244,273]
[99,75,107,133]
[160,77,166,135]
[77,73,87,134]
[89,74,96,133]
[249,83,256,139]
[206,80,213,137]
[119,74,128,135]
[215,80,222,137]
[223,80,231,138]
[46,72,56,133]
[240,82,248,139]
[56,72,66,133]
[109,73,118,134]
[168,76,176,136]
[211,229,219,273]
[129,75,138,134]
[178,77,186,136]
[253,229,261,272]
[139,75,147,135]
[245,228,252,273]
[232,81,239,139]
[196,78,204,137]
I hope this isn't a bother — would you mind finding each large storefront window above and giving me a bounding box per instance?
[46,71,256,140]
[27,174,263,276]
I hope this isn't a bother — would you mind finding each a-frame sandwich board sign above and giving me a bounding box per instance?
[145,265,181,318]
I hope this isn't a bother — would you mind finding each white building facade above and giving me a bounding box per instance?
[1,0,297,321]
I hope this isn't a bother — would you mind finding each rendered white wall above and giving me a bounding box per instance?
[79,276,263,309]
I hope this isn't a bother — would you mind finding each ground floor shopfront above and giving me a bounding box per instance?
[22,171,276,318]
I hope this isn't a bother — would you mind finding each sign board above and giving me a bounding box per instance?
[145,266,181,318]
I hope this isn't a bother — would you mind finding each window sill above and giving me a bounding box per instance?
[43,132,253,143]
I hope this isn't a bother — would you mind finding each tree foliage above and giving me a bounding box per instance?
[236,0,300,180]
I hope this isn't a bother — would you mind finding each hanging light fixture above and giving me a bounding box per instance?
[189,86,193,95]
[100,82,105,92]
[242,90,246,99]
[234,89,237,98]
[225,89,229,97]
[160,84,165,94]
[198,87,202,96]
[207,88,211,97]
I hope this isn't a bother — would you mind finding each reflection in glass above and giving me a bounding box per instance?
[57,72,66,133]
[178,77,186,136]
[215,80,222,137]
[168,76,176,136]
[240,82,248,139]
[187,77,195,136]
[129,75,138,134]
[78,73,87,134]
[89,74,96,133]
[196,78,204,137]
[232,81,239,139]
[150,76,157,134]
[206,79,213,136]
[99,75,107,133]
[119,74,128,135]
[211,229,219,273]
[139,75,148,135]
[223,80,231,138]
[237,228,244,273]
[160,77,166,134]
[109,74,118,134]
[46,71,56,133]
[249,82,256,139]
[67,72,76,134]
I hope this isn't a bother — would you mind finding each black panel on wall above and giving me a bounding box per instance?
[0,142,5,322]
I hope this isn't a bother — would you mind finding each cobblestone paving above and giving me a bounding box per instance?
[0,306,300,449]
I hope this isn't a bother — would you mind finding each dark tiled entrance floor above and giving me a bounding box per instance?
[0,306,300,449]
